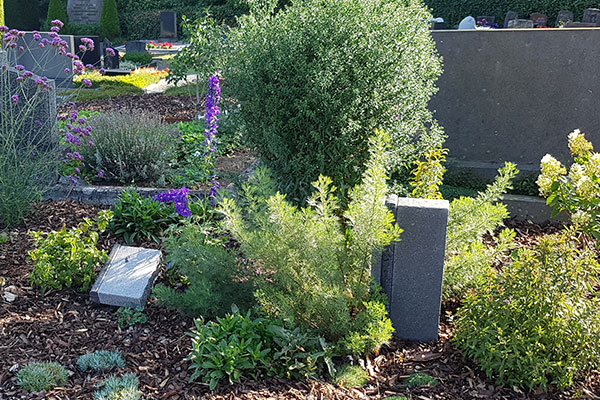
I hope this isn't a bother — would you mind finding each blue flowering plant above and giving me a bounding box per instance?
[0,20,116,226]
[171,75,222,199]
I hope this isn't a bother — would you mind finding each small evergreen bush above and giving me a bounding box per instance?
[46,0,69,29]
[81,110,179,183]
[17,362,69,392]
[78,350,125,372]
[196,0,444,201]
[95,373,140,400]
[29,211,113,293]
[221,130,398,355]
[153,222,255,317]
[100,0,121,39]
[120,51,153,66]
[455,234,600,389]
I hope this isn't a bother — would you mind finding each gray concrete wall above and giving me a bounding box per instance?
[430,29,600,176]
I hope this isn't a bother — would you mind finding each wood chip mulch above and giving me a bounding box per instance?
[1,202,598,399]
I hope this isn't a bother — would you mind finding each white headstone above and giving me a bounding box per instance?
[458,16,476,30]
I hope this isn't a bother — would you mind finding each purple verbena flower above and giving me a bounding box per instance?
[106,47,116,57]
[11,94,19,103]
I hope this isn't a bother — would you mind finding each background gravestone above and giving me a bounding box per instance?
[0,67,58,155]
[373,196,449,342]
[160,11,177,39]
[530,13,548,27]
[75,36,101,68]
[508,19,534,29]
[125,40,146,54]
[16,32,75,89]
[504,11,519,28]
[67,0,104,24]
[556,11,574,26]
[583,8,600,25]
[103,46,120,69]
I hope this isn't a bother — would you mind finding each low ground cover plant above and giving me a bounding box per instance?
[455,233,600,389]
[78,110,179,184]
[109,190,180,244]
[29,210,113,293]
[78,350,125,372]
[17,362,69,392]
[333,365,369,388]
[116,307,147,328]
[221,130,398,355]
[188,312,333,389]
[74,68,166,89]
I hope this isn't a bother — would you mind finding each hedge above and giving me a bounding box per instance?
[5,0,39,30]
[425,0,600,27]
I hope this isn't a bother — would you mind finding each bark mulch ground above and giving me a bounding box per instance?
[1,202,598,399]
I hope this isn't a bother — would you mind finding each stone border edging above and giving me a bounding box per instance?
[502,194,569,224]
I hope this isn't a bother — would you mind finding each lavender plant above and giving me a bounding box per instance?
[0,20,113,226]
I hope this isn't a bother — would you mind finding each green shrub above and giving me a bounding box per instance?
[333,365,369,387]
[454,234,600,389]
[78,350,125,372]
[46,0,69,28]
[95,373,140,400]
[153,222,255,317]
[188,312,334,389]
[81,110,179,183]
[221,130,399,355]
[121,51,153,66]
[5,0,39,30]
[425,0,599,27]
[29,210,113,293]
[195,0,443,201]
[17,362,69,392]
[109,190,179,244]
[443,163,518,300]
[116,306,147,328]
[100,0,121,39]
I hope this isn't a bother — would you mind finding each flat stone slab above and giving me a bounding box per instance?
[90,244,162,308]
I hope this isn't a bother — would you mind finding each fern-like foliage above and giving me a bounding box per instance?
[221,130,400,355]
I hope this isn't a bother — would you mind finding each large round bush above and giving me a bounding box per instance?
[220,0,444,200]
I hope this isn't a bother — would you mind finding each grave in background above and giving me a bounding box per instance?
[508,19,534,29]
[160,11,177,39]
[16,32,75,88]
[374,196,449,342]
[67,0,104,25]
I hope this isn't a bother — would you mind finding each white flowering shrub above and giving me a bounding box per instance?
[537,130,600,240]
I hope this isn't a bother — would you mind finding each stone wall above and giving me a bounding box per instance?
[430,28,600,177]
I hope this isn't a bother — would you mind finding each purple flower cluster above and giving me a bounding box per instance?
[204,75,221,157]
[156,187,192,217]
[209,175,221,206]
[59,105,96,184]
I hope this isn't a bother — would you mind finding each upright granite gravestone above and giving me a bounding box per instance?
[530,13,548,27]
[103,46,120,69]
[160,11,177,39]
[126,40,147,54]
[555,11,574,26]
[0,67,58,154]
[67,0,104,24]
[15,33,75,89]
[508,19,534,29]
[583,8,600,25]
[373,196,449,342]
[504,11,519,28]
[75,36,101,68]
[90,244,162,308]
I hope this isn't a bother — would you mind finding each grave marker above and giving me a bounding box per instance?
[160,11,177,39]
[583,8,600,25]
[90,244,162,308]
[530,13,548,27]
[458,16,476,30]
[555,11,574,26]
[125,40,146,54]
[504,11,519,28]
[67,0,104,24]
[508,19,534,29]
[103,46,120,69]
[16,32,75,88]
[374,196,449,342]
[75,36,101,68]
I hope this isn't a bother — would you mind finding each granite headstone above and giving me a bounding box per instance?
[504,11,519,28]
[67,0,104,24]
[125,40,147,54]
[373,196,449,342]
[458,16,476,30]
[16,32,75,88]
[555,11,574,26]
[583,8,600,25]
[75,36,101,68]
[508,19,534,29]
[530,13,548,27]
[160,11,177,39]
